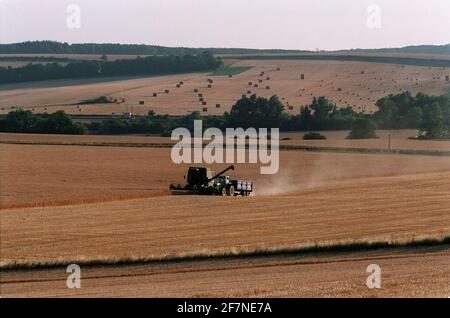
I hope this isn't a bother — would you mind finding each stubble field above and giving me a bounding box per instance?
[1,58,449,116]
[1,139,450,296]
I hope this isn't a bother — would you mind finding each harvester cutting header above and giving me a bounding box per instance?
[169,165,253,196]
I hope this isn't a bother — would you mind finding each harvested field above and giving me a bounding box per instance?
[1,246,449,297]
[1,58,449,116]
[2,143,450,208]
[1,131,450,297]
[1,166,450,266]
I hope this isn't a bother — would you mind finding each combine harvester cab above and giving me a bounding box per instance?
[169,165,253,196]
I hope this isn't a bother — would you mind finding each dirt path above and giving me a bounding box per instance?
[1,246,448,297]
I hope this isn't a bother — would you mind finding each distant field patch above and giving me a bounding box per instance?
[210,66,252,76]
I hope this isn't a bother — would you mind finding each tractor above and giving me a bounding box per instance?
[169,165,253,196]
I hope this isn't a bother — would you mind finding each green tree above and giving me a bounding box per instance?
[374,97,397,128]
[404,106,423,128]
[227,95,284,128]
[347,119,378,139]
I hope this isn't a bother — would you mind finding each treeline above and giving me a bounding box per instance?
[0,56,75,62]
[86,92,450,139]
[1,92,449,139]
[0,110,87,134]
[2,41,448,56]
[0,52,222,84]
[0,41,304,55]
[374,91,450,138]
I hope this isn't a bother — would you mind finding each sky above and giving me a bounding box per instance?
[0,0,449,50]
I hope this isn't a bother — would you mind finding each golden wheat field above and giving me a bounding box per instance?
[2,142,450,208]
[1,58,449,116]
[1,128,450,297]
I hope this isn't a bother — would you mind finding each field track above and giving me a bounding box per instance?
[1,246,448,297]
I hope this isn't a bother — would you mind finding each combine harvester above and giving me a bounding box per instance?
[169,165,253,196]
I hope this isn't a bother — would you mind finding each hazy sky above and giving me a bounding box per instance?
[0,0,449,50]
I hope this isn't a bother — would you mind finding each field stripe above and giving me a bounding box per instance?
[1,140,449,157]
[1,236,448,271]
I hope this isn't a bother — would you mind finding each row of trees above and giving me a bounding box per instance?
[373,92,450,138]
[0,52,222,84]
[1,92,448,139]
[0,41,302,55]
[0,110,87,134]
